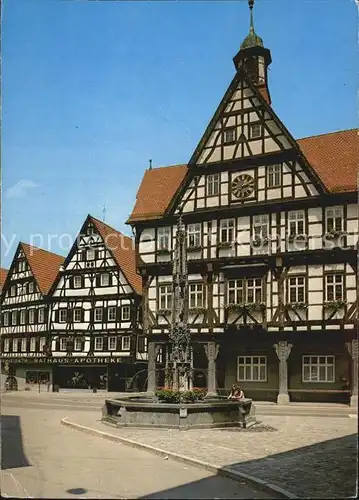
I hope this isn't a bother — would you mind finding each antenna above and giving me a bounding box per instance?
[149,159,153,170]
[102,202,107,222]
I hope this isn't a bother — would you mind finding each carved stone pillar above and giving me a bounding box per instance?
[274,341,293,405]
[204,341,220,397]
[146,341,160,395]
[346,339,358,408]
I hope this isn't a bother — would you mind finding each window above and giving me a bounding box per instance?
[20,310,26,325]
[246,278,262,303]
[325,275,344,301]
[253,214,269,239]
[4,338,9,352]
[73,309,82,323]
[159,285,172,310]
[60,338,67,351]
[12,339,19,352]
[187,223,201,248]
[288,276,306,303]
[3,312,9,326]
[325,206,343,233]
[108,336,117,351]
[73,276,82,289]
[11,285,16,297]
[267,164,282,188]
[59,309,67,323]
[94,308,103,322]
[11,311,17,326]
[30,338,36,352]
[87,225,95,236]
[38,308,45,324]
[237,356,267,382]
[18,260,27,272]
[189,283,204,308]
[224,127,236,144]
[74,338,82,351]
[121,336,131,351]
[87,249,95,261]
[108,306,117,322]
[19,284,26,295]
[121,305,131,321]
[94,337,103,351]
[302,356,335,382]
[207,173,220,196]
[39,337,46,352]
[250,123,262,139]
[21,338,27,352]
[28,282,35,293]
[138,336,148,353]
[29,309,35,324]
[288,210,305,236]
[220,219,235,243]
[100,273,110,287]
[158,227,171,250]
[228,279,244,304]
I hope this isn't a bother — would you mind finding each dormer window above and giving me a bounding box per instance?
[267,164,282,188]
[223,127,236,144]
[250,123,262,139]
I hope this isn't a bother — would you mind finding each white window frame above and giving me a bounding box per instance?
[267,164,282,188]
[59,309,67,323]
[121,336,131,351]
[189,283,204,308]
[220,219,235,243]
[39,337,46,353]
[87,249,95,261]
[73,276,82,289]
[223,127,235,144]
[28,282,35,293]
[94,308,103,323]
[158,227,171,251]
[30,337,36,352]
[38,308,45,324]
[18,260,27,272]
[207,173,220,196]
[288,210,305,236]
[288,276,306,303]
[73,309,82,323]
[237,356,267,382]
[325,274,344,302]
[246,278,263,303]
[29,309,35,324]
[108,336,117,351]
[21,338,27,352]
[19,284,26,296]
[10,285,16,297]
[4,312,9,326]
[59,338,67,351]
[228,279,244,305]
[20,310,26,325]
[187,223,201,248]
[159,285,172,310]
[74,338,82,351]
[12,338,18,352]
[325,206,344,233]
[4,338,10,352]
[250,123,262,139]
[108,306,117,322]
[253,214,269,239]
[94,337,103,351]
[11,311,17,326]
[121,305,131,321]
[302,355,335,383]
[100,273,110,287]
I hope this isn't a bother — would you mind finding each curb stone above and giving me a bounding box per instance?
[61,417,298,499]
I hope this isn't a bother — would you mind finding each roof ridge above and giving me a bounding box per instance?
[20,241,64,258]
[298,128,358,141]
[89,215,131,239]
[145,163,187,172]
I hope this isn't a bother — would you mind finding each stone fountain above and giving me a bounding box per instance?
[101,213,256,430]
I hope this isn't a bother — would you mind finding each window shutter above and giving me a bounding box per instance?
[116,306,121,323]
[69,277,74,289]
[103,337,108,351]
[55,338,60,351]
[96,275,101,288]
[103,307,108,323]
[67,308,72,323]
[81,276,85,288]
[81,309,85,322]
[54,310,59,322]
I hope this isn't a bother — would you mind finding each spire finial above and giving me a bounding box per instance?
[149,159,152,170]
[249,0,255,34]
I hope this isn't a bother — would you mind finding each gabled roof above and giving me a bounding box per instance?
[127,129,357,223]
[90,216,142,294]
[0,268,8,290]
[21,243,64,295]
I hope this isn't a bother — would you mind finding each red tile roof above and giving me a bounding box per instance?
[127,130,357,222]
[21,243,64,295]
[0,268,8,290]
[90,216,142,294]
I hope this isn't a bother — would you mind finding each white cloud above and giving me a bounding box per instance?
[5,180,39,199]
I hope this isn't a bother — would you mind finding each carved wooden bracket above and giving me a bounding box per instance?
[274,340,293,362]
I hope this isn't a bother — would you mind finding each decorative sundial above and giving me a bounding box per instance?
[231,173,255,199]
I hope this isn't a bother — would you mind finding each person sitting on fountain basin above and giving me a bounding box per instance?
[227,384,245,401]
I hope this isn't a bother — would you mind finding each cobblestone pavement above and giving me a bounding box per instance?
[70,412,358,498]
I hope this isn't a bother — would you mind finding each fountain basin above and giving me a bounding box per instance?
[101,396,256,430]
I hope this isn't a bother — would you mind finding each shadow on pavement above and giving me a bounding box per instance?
[1,415,31,470]
[140,433,358,499]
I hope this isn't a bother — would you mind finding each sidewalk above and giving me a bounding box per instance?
[62,411,357,499]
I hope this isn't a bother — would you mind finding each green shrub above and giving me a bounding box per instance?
[155,388,207,403]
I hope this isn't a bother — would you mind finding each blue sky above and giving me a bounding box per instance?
[1,0,357,268]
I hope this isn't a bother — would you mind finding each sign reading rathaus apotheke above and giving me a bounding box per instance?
[3,356,125,365]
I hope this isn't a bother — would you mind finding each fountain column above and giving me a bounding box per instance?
[147,341,160,395]
[274,340,293,405]
[204,341,220,398]
[346,339,358,408]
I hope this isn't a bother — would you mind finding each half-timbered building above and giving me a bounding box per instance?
[0,243,64,391]
[47,215,145,391]
[127,1,358,405]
